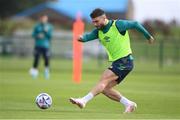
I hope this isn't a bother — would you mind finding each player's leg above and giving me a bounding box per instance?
[29,47,40,78]
[90,69,118,96]
[33,47,40,68]
[102,79,120,101]
[102,80,137,113]
[103,55,137,113]
[42,48,50,79]
[70,69,118,108]
[70,54,136,112]
[77,55,135,106]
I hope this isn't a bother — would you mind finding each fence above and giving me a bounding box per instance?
[0,30,180,67]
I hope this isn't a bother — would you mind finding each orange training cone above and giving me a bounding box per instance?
[73,13,84,83]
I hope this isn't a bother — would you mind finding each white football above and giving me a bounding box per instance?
[35,93,52,109]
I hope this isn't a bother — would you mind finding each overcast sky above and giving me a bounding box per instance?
[132,0,180,23]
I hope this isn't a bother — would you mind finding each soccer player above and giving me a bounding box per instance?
[69,8,154,113]
[29,15,53,79]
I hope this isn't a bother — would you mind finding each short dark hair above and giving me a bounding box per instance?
[90,8,105,18]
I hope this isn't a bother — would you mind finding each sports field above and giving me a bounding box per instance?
[0,57,180,119]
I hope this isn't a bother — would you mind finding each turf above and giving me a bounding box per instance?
[0,57,180,119]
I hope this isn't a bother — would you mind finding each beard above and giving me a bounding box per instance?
[95,24,104,29]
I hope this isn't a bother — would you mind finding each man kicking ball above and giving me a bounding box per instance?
[70,8,154,113]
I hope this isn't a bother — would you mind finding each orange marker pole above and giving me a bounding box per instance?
[73,13,84,83]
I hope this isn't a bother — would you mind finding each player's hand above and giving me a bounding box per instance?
[77,35,84,42]
[148,36,154,44]
[38,33,44,39]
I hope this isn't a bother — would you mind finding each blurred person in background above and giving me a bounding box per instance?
[70,8,154,113]
[29,15,53,79]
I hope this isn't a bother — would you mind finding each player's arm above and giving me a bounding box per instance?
[32,25,38,39]
[32,24,44,39]
[78,29,98,42]
[116,20,154,44]
[43,24,53,40]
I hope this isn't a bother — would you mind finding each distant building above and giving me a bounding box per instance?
[13,0,134,26]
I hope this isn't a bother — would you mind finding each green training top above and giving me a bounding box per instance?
[32,22,53,49]
[82,20,151,41]
[98,21,131,61]
[81,20,152,61]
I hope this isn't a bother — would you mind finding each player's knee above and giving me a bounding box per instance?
[102,88,110,96]
[100,83,106,90]
[102,89,107,95]
[97,82,107,93]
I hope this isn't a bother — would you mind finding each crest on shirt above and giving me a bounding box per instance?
[103,36,110,42]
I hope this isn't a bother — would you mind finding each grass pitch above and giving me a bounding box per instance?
[0,57,180,119]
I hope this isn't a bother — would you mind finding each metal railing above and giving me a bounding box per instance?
[0,31,180,67]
